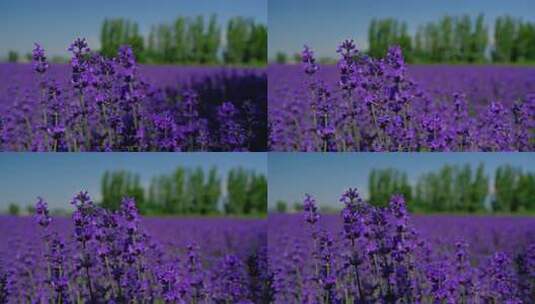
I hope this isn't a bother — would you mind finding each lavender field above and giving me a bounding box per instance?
[0,193,268,303]
[0,39,267,151]
[269,41,535,151]
[268,190,535,303]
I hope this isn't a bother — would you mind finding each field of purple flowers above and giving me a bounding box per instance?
[269,40,535,151]
[0,192,269,303]
[0,38,267,151]
[268,189,535,303]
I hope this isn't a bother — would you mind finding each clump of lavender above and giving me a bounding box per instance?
[32,43,49,74]
[1,191,268,302]
[217,101,246,151]
[301,45,319,76]
[0,39,261,151]
[270,188,532,303]
[269,40,534,151]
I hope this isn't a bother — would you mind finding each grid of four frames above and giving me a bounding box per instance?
[0,0,534,303]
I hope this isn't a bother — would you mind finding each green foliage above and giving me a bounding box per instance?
[369,14,535,64]
[101,171,145,211]
[225,168,267,215]
[413,164,488,212]
[275,200,287,213]
[493,165,535,212]
[368,164,534,214]
[99,15,264,65]
[224,17,266,65]
[7,51,19,63]
[293,201,304,212]
[493,16,535,63]
[8,203,20,216]
[409,14,487,63]
[368,18,413,61]
[275,52,288,64]
[100,18,145,61]
[26,205,35,215]
[101,166,265,216]
[368,168,412,207]
[145,167,221,215]
[365,164,535,214]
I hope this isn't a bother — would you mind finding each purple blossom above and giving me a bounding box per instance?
[32,43,49,74]
[34,197,51,228]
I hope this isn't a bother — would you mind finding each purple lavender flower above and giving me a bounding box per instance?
[303,193,319,225]
[301,45,319,75]
[217,101,246,151]
[34,197,51,228]
[268,40,534,151]
[32,43,49,74]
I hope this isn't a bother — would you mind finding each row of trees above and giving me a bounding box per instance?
[493,15,535,63]
[373,164,534,213]
[100,16,266,65]
[272,14,535,64]
[273,164,535,214]
[100,167,267,216]
[370,14,535,63]
[494,165,535,212]
[412,165,489,212]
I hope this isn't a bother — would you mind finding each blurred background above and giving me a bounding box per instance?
[0,0,267,65]
[269,0,535,64]
[268,153,535,214]
[0,153,267,217]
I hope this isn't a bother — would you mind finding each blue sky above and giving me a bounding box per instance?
[0,0,267,57]
[0,153,267,211]
[268,153,535,209]
[269,0,535,59]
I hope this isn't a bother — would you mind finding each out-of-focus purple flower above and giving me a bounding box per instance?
[217,101,246,151]
[32,43,49,74]
[303,193,319,225]
[34,197,51,228]
[301,45,319,75]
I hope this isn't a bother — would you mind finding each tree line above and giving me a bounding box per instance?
[273,14,535,64]
[100,167,267,216]
[3,15,266,65]
[371,164,535,213]
[3,167,266,216]
[371,14,535,63]
[273,164,535,214]
[100,16,266,65]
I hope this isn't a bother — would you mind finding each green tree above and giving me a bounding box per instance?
[101,170,145,212]
[275,52,288,64]
[247,23,267,64]
[513,21,535,62]
[7,51,19,63]
[493,16,517,62]
[515,173,535,211]
[26,205,36,215]
[225,167,249,214]
[469,163,488,212]
[204,15,221,64]
[225,168,266,215]
[187,167,206,213]
[247,173,267,214]
[275,200,287,213]
[100,18,144,61]
[172,17,189,63]
[470,14,488,62]
[202,167,221,214]
[8,203,20,216]
[493,165,518,212]
[368,168,412,207]
[225,17,251,64]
